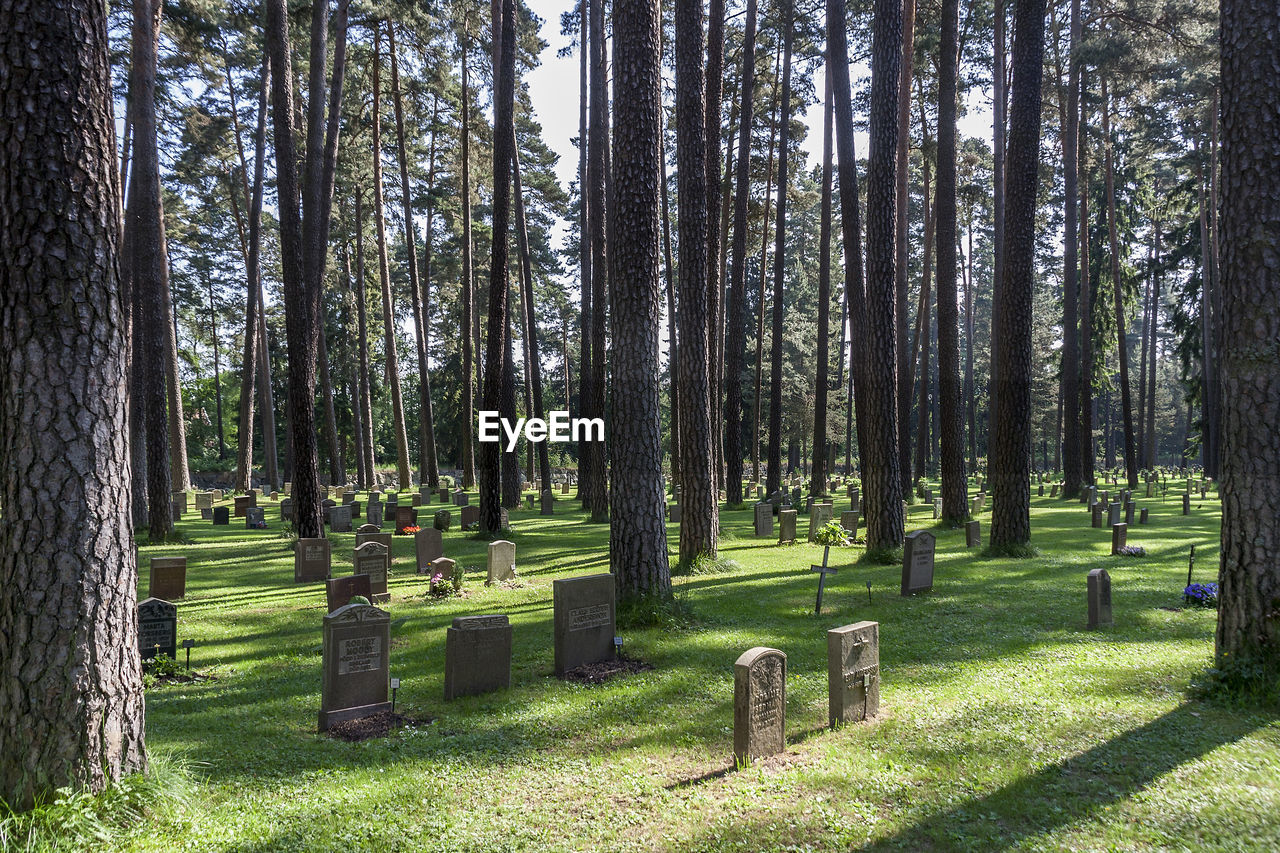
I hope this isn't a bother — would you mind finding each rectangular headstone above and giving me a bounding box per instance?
[319,603,391,731]
[245,506,265,528]
[460,505,479,531]
[965,520,981,548]
[355,530,393,554]
[195,492,213,510]
[1182,494,1191,515]
[149,556,187,601]
[444,614,513,700]
[1140,507,1149,524]
[669,504,683,524]
[1111,522,1128,555]
[900,530,936,596]
[754,503,774,537]
[295,538,331,583]
[1125,501,1135,526]
[552,573,616,676]
[234,494,253,517]
[733,647,786,764]
[1087,568,1112,629]
[326,574,372,612]
[541,491,554,515]
[353,541,390,602]
[329,505,352,533]
[433,509,452,531]
[1091,504,1103,528]
[213,505,230,525]
[486,540,516,585]
[137,597,177,660]
[394,505,418,535]
[280,498,293,521]
[415,527,443,570]
[777,509,797,544]
[840,511,859,538]
[827,622,879,727]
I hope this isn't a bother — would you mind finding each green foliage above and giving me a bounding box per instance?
[672,554,739,577]
[812,520,850,547]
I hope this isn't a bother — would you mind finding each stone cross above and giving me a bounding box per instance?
[810,546,837,615]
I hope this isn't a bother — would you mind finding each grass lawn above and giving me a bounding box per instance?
[117,480,1277,851]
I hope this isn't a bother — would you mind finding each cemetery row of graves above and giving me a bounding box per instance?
[113,469,1280,850]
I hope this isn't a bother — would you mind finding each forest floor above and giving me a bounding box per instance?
[104,480,1280,850]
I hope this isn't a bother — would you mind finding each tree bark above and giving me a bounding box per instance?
[204,267,226,459]
[662,149,679,482]
[514,150,553,492]
[894,0,917,494]
[990,0,1007,448]
[0,0,148,806]
[810,68,835,497]
[460,42,477,489]
[936,0,967,523]
[585,0,609,522]
[765,8,794,501]
[752,43,783,486]
[1059,0,1082,497]
[1079,82,1095,484]
[576,0,592,500]
[1215,0,1280,692]
[723,0,758,507]
[675,0,718,560]
[1144,212,1161,469]
[354,193,377,486]
[610,0,671,598]
[705,0,726,496]
[317,318,343,484]
[989,0,1046,548]
[1102,78,1137,489]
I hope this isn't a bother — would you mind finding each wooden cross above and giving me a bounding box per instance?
[810,546,837,614]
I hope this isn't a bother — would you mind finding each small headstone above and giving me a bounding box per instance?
[1087,568,1113,629]
[1125,501,1135,526]
[149,556,187,601]
[411,494,422,507]
[733,647,786,764]
[669,504,683,524]
[540,490,555,516]
[561,482,570,495]
[754,503,774,537]
[295,537,331,583]
[1107,503,1121,527]
[280,498,293,521]
[552,573,616,676]
[394,505,418,535]
[329,505,352,533]
[1091,504,1103,528]
[245,506,265,528]
[454,490,469,507]
[486,540,516,585]
[1140,507,1149,524]
[438,487,450,503]
[444,615,513,700]
[839,510,859,538]
[353,541,390,602]
[965,520,981,548]
[433,509,452,531]
[827,621,879,727]
[234,494,253,517]
[319,603,391,731]
[1037,483,1045,497]
[366,501,384,528]
[326,574,372,612]
[137,597,177,660]
[933,498,942,520]
[900,530,936,596]
[1111,522,1127,555]
[1182,494,1191,515]
[213,506,230,525]
[200,507,213,520]
[778,509,797,544]
[342,491,356,505]
[415,527,443,570]
[195,492,213,511]
[460,505,479,531]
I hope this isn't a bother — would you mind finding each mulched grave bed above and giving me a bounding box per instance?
[325,710,435,742]
[561,657,654,685]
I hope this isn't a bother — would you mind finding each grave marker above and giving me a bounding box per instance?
[326,574,372,612]
[444,615,513,700]
[328,505,352,533]
[1087,568,1112,629]
[810,546,837,614]
[295,538,331,583]
[245,506,265,528]
[213,506,230,525]
[415,527,443,569]
[1111,522,1127,555]
[965,520,981,548]
[733,647,786,764]
[840,511,859,538]
[486,540,516,585]
[827,621,879,727]
[149,556,187,601]
[137,597,177,660]
[433,509,452,531]
[778,509,797,544]
[319,603,391,731]
[460,505,479,530]
[552,573,615,675]
[395,505,418,535]
[900,530,936,596]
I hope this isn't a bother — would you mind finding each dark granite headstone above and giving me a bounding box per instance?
[900,530,936,596]
[353,541,390,602]
[828,621,879,727]
[213,506,230,525]
[326,573,372,612]
[734,647,786,764]
[552,573,615,676]
[234,494,253,517]
[319,603,391,731]
[329,505,353,533]
[444,614,513,700]
[460,505,479,531]
[433,509,452,531]
[295,537,331,583]
[138,597,177,661]
[245,506,265,528]
[1111,522,1128,555]
[965,520,981,548]
[1087,568,1112,629]
[778,509,797,544]
[415,528,443,570]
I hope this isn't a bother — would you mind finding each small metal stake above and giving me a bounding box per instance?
[390,677,400,714]
[866,581,872,605]
[182,638,194,670]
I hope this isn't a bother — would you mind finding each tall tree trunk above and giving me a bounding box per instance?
[1058,0,1082,497]
[1144,213,1161,469]
[0,0,148,804]
[370,25,412,490]
[990,0,1007,447]
[1102,78,1137,489]
[675,0,718,559]
[765,8,794,501]
[914,273,932,477]
[353,193,377,485]
[1137,230,1153,465]
[610,0,671,598]
[723,0,758,507]
[480,0,516,532]
[989,0,1046,548]
[662,149,679,482]
[576,0,591,501]
[585,0,609,521]
[894,0,917,494]
[1078,83,1095,484]
[1215,0,1280,693]
[810,68,834,498]
[963,196,977,468]
[862,0,905,550]
[317,319,343,484]
[502,289,519,508]
[256,275,280,489]
[265,0,322,536]
[753,43,783,486]
[127,0,172,539]
[460,39,477,489]
[1196,149,1219,480]
[936,0,967,523]
[514,150,553,492]
[705,0,726,496]
[421,98,442,488]
[205,269,227,459]
[342,235,368,490]
[388,20,439,490]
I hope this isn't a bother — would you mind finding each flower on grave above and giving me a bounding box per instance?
[1184,582,1219,608]
[428,571,452,598]
[1116,545,1145,557]
[403,525,421,534]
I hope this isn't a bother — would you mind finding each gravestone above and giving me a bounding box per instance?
[777,509,797,545]
[343,491,356,505]
[322,499,337,524]
[669,504,683,524]
[561,482,570,495]
[900,530,936,596]
[355,530,393,555]
[366,501,384,528]
[552,573,615,676]
[486,540,516,585]
[1038,483,1045,497]
[433,509,452,531]
[353,541,390,602]
[1107,503,1121,527]
[1125,501,1135,526]
[245,506,265,528]
[933,499,942,520]
[453,490,468,507]
[295,537,331,583]
[807,503,834,542]
[234,494,253,517]
[350,500,362,519]
[137,597,177,661]
[1087,568,1112,629]
[395,506,418,535]
[1182,494,1191,515]
[319,603,391,731]
[754,503,774,537]
[827,621,879,727]
[525,494,535,510]
[1140,507,1149,524]
[149,556,187,601]
[200,507,213,520]
[1051,484,1059,498]
[460,505,479,531]
[1091,504,1104,528]
[195,492,213,511]
[438,487,450,503]
[329,505,352,533]
[965,520,981,548]
[213,506,230,525]
[840,511,859,538]
[1111,522,1128,555]
[444,614,513,700]
[411,494,422,507]
[733,647,786,764]
[415,527,443,570]
[326,574,371,612]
